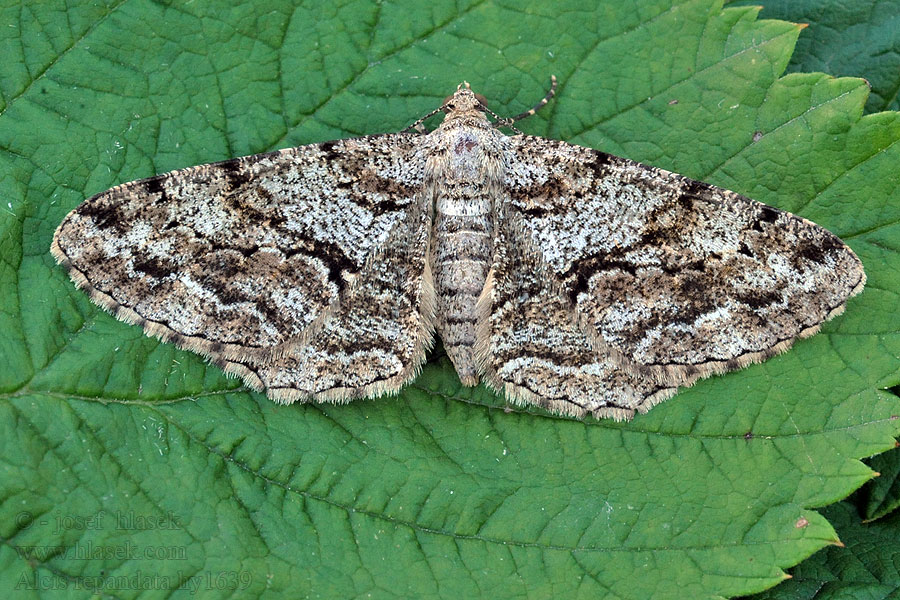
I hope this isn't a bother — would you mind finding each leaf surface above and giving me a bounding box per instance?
[1,1,899,598]
[748,501,900,599]
[727,0,900,113]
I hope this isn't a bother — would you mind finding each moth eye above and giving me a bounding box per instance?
[474,93,488,107]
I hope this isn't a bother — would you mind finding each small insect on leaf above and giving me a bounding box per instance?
[52,77,865,421]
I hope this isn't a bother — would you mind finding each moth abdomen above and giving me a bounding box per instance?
[431,203,495,387]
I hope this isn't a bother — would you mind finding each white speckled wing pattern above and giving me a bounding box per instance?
[52,82,865,420]
[224,197,434,402]
[52,134,435,401]
[503,136,866,392]
[477,218,677,421]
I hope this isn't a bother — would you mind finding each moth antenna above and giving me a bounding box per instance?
[483,105,524,134]
[495,75,557,130]
[403,106,445,133]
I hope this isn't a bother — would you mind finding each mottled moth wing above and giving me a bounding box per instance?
[52,134,434,400]
[227,200,434,402]
[477,218,676,421]
[504,136,866,388]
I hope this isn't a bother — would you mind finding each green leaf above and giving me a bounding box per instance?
[726,0,900,113]
[721,1,900,524]
[855,445,900,522]
[2,1,899,598]
[746,501,900,599]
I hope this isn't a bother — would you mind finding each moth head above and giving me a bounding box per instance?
[442,83,488,115]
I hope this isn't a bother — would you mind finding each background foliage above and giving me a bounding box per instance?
[728,0,900,113]
[1,1,898,598]
[728,1,900,597]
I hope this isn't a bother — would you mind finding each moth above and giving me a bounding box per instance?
[52,78,865,421]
